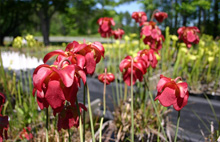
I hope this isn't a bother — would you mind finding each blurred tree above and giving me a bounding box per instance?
[213,0,219,38]
[33,0,67,46]
[0,0,32,46]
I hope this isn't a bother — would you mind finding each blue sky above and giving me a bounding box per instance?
[95,1,143,14]
[114,1,143,14]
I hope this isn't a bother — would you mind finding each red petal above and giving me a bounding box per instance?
[77,69,86,84]
[52,65,75,87]
[65,41,79,51]
[75,54,85,69]
[85,52,96,75]
[156,75,172,92]
[187,31,196,42]
[173,92,189,111]
[73,43,87,53]
[36,90,49,110]
[43,50,67,63]
[177,82,188,98]
[33,64,52,92]
[45,80,65,111]
[157,87,176,107]
[63,81,78,105]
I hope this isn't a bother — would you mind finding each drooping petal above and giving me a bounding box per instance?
[75,54,85,69]
[65,41,79,51]
[33,64,52,92]
[156,86,176,107]
[156,75,172,92]
[45,80,65,111]
[187,31,196,42]
[36,90,49,110]
[173,92,189,111]
[85,52,96,75]
[177,82,188,98]
[77,69,86,84]
[63,80,78,105]
[43,50,67,63]
[52,65,75,88]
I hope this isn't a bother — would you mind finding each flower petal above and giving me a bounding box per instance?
[173,92,189,111]
[43,50,67,63]
[177,82,188,98]
[52,65,75,88]
[156,75,172,92]
[45,80,65,111]
[85,52,96,75]
[156,86,176,107]
[33,64,52,92]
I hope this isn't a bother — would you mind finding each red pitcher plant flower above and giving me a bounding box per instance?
[138,49,158,68]
[43,41,105,75]
[97,17,115,38]
[177,26,200,48]
[98,72,115,85]
[67,41,105,75]
[112,29,125,40]
[154,11,168,23]
[57,103,87,131]
[33,62,85,115]
[132,11,147,26]
[141,21,164,51]
[155,75,189,111]
[19,127,33,140]
[120,56,147,86]
[0,115,9,142]
[0,93,5,113]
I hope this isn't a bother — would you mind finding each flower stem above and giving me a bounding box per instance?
[46,107,49,142]
[83,85,86,142]
[131,59,134,142]
[86,84,95,142]
[99,68,107,142]
[150,9,159,21]
[174,111,181,142]
[149,91,167,141]
[68,128,71,142]
[76,98,83,142]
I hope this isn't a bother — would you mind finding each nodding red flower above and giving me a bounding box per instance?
[0,115,9,142]
[155,75,189,111]
[177,26,200,48]
[131,11,147,26]
[112,29,125,40]
[69,41,105,75]
[98,72,115,85]
[0,93,6,113]
[19,127,33,140]
[138,49,158,68]
[44,40,105,75]
[32,62,85,115]
[154,12,168,23]
[57,103,87,131]
[119,56,147,86]
[97,17,115,38]
[141,21,164,51]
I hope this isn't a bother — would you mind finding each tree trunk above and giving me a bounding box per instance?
[198,7,201,30]
[174,0,178,34]
[0,35,4,46]
[41,18,50,46]
[213,0,219,38]
[182,15,187,26]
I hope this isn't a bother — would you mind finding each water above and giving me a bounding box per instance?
[1,51,43,70]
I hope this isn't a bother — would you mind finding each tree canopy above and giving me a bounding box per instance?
[0,0,219,46]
